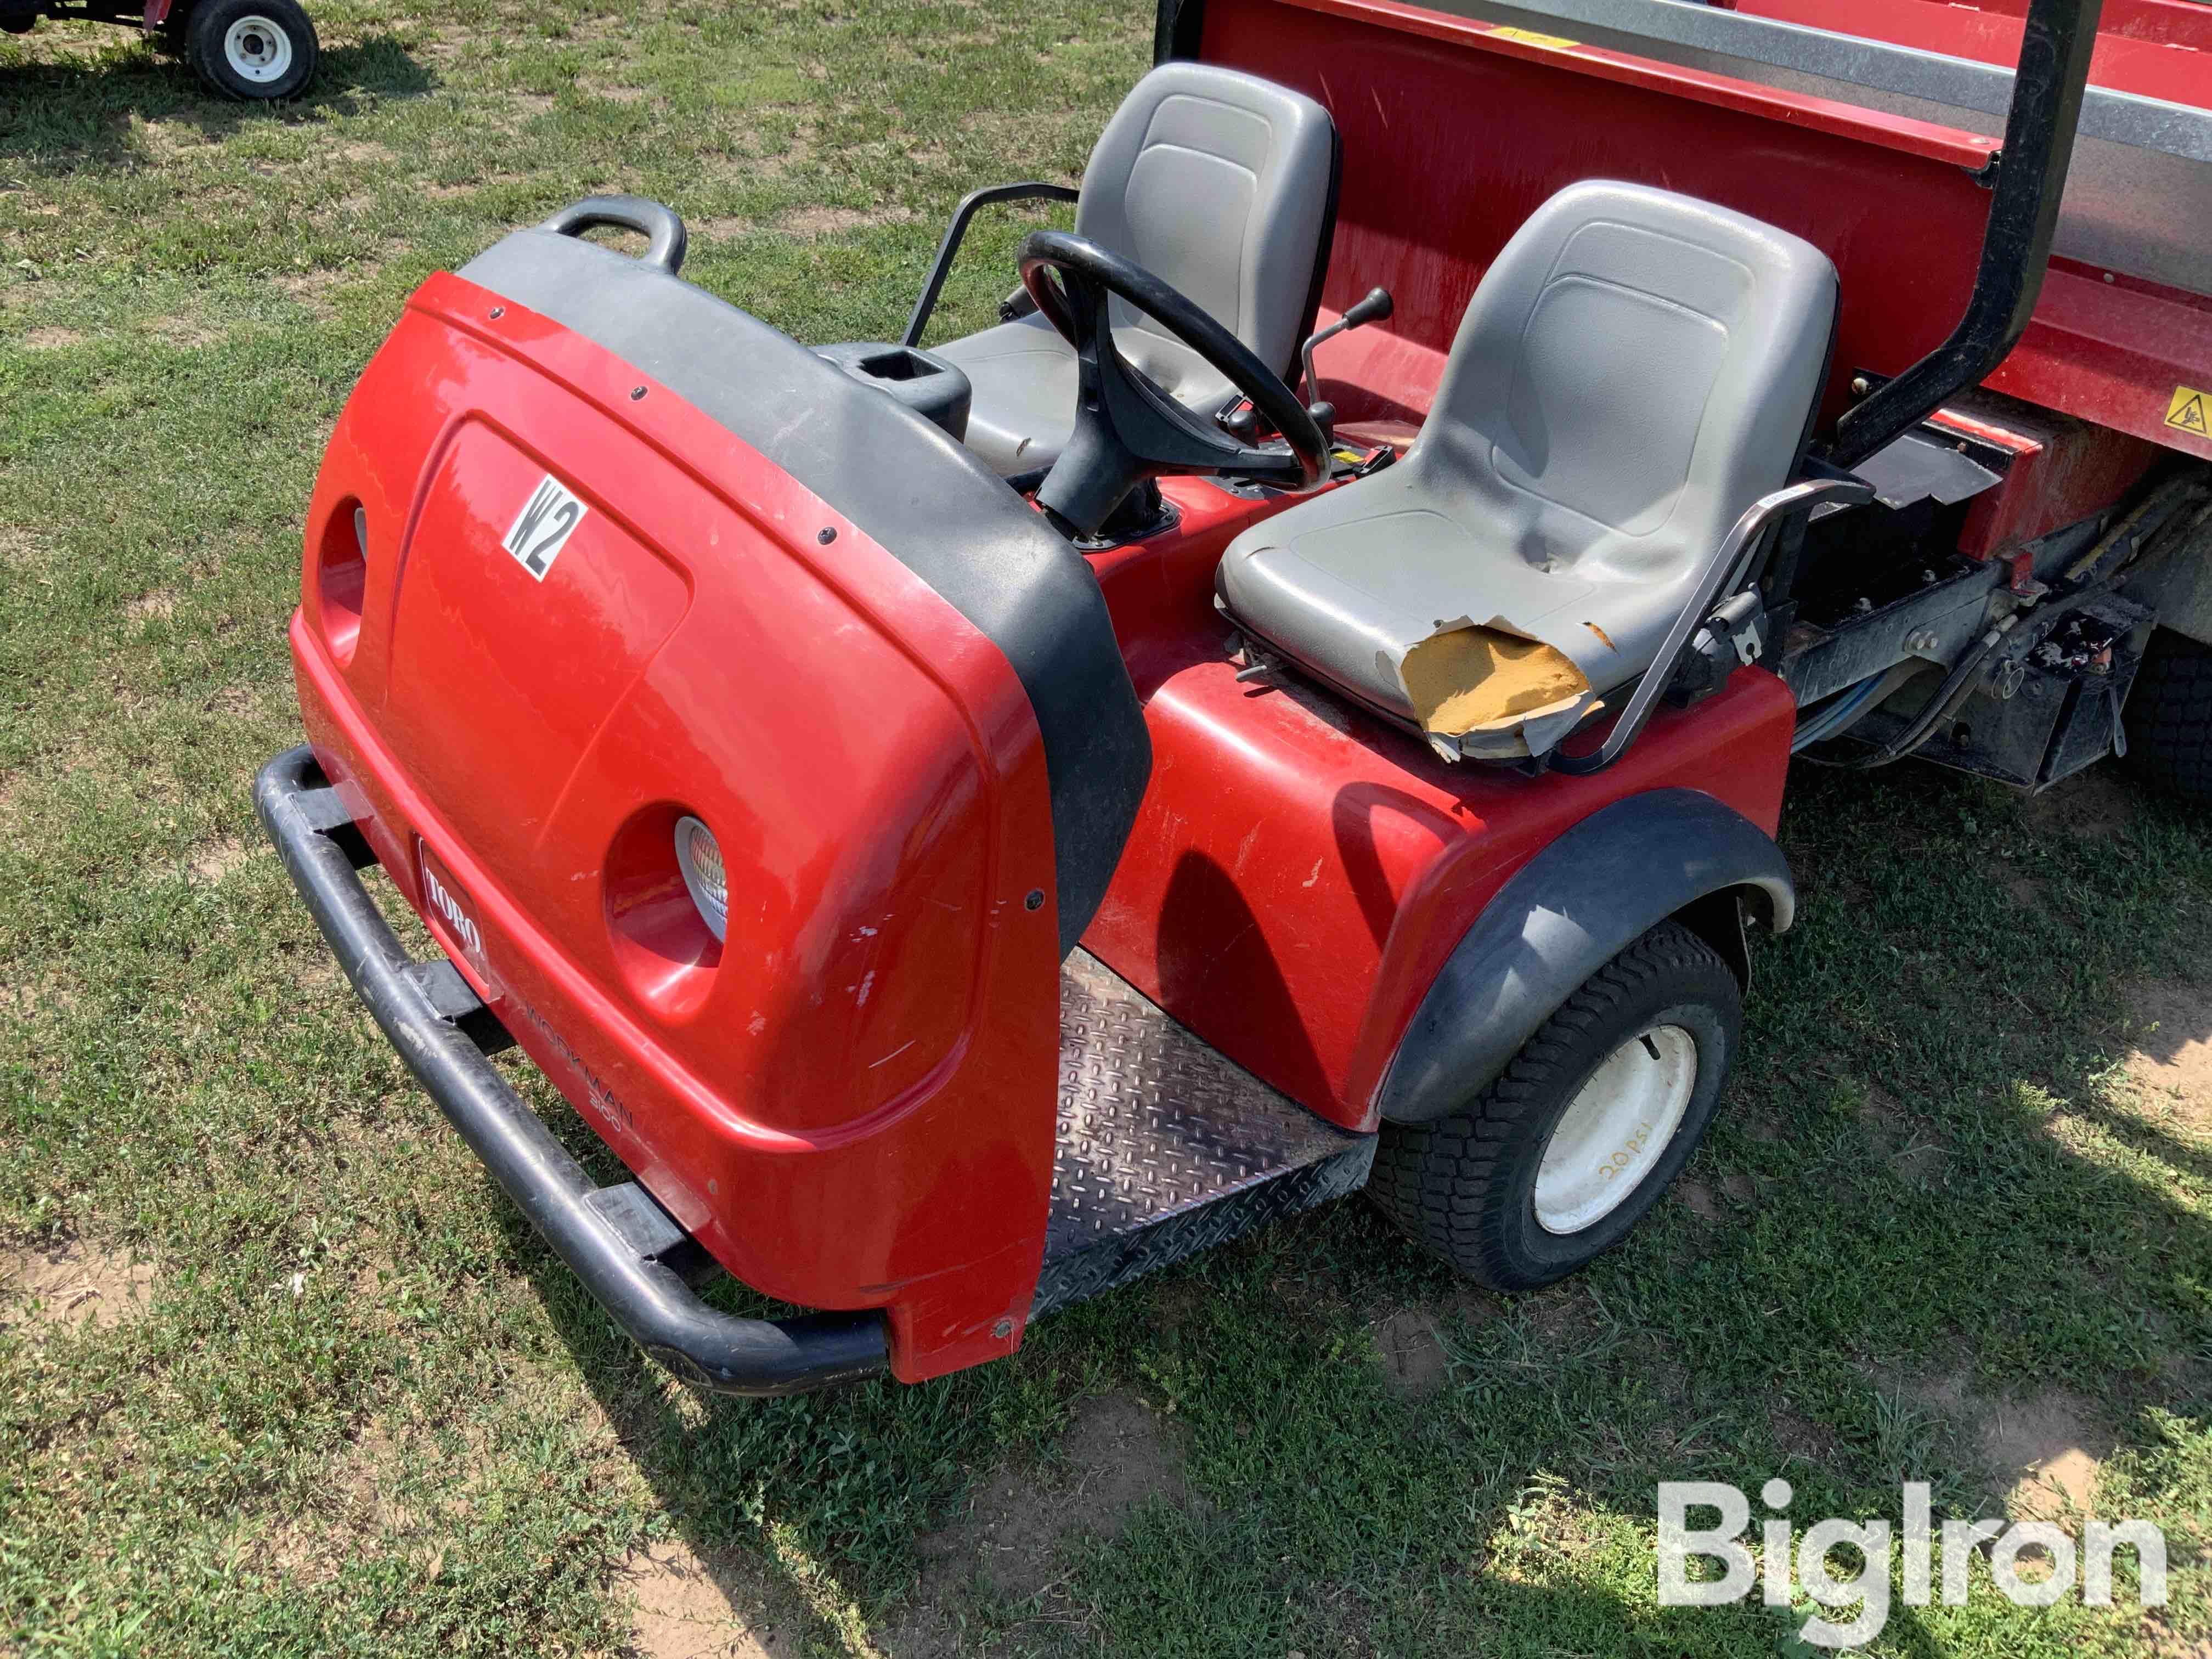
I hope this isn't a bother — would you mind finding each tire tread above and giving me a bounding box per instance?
[1368,920,1732,1288]
[2125,629,2212,803]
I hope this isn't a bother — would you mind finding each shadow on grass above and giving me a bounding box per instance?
[0,34,431,168]
[482,756,2206,1655]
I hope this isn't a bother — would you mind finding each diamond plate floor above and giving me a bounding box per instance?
[1034,952,1372,1314]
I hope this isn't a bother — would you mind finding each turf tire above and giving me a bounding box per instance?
[2124,627,2212,805]
[184,0,317,100]
[1367,919,1740,1291]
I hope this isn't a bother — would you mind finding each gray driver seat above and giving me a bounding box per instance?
[934,63,1339,478]
[1216,180,1838,761]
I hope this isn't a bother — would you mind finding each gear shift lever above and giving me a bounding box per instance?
[1299,287,1394,407]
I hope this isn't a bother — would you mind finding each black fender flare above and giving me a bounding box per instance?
[1375,789,1794,1126]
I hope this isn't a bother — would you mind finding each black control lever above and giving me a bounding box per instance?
[1299,286,1393,404]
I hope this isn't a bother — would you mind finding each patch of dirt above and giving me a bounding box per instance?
[911,1391,1186,1605]
[690,216,757,242]
[621,1539,804,1658]
[22,327,83,349]
[0,1242,157,1333]
[1722,1171,1758,1205]
[1910,1369,2112,1520]
[2121,980,2212,1130]
[2022,764,2138,839]
[1675,1178,1720,1220]
[191,837,252,883]
[125,587,178,624]
[772,204,917,238]
[1769,1405,1837,1464]
[1370,1309,1450,1400]
[1982,1388,2110,1521]
[279,265,378,318]
[0,527,45,570]
[147,315,222,348]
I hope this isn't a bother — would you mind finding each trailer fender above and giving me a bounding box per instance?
[1375,789,1794,1126]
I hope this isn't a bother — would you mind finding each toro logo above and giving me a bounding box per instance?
[501,473,587,580]
[416,841,496,990]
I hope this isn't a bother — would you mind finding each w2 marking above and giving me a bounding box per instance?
[502,473,588,580]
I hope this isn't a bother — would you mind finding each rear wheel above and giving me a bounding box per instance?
[183,0,317,100]
[2124,628,2212,804]
[1367,920,1740,1290]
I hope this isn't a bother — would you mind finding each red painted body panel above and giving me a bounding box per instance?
[1933,394,2162,558]
[294,0,2212,1383]
[294,273,1063,1382]
[1206,0,2212,464]
[1203,0,1999,437]
[1991,264,2212,464]
[1077,481,1797,1132]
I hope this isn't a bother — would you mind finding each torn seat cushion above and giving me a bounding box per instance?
[1216,179,1838,760]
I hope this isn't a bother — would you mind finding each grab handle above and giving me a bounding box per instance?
[537,195,688,275]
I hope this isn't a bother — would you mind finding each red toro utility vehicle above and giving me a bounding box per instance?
[257,0,2212,1393]
[2,0,318,99]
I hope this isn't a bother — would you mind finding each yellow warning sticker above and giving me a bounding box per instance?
[2168,385,2211,438]
[1491,25,1580,49]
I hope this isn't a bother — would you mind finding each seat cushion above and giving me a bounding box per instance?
[934,315,1081,476]
[1217,180,1839,761]
[934,61,1337,479]
[935,313,1243,477]
[1218,466,1620,759]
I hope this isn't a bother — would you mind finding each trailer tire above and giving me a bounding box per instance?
[1367,919,1739,1291]
[184,0,317,100]
[2124,628,2212,805]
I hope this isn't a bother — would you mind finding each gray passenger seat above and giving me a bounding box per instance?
[1215,180,1839,761]
[933,62,1340,478]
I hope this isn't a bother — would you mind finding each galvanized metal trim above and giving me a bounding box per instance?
[1428,0,2212,162]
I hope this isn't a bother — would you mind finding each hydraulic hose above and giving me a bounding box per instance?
[1789,663,1920,753]
[1807,613,2022,769]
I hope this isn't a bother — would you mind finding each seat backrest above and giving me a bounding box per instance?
[1409,180,1837,588]
[1075,62,1339,389]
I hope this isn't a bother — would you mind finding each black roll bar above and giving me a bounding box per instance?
[901,181,1081,349]
[1827,0,2103,469]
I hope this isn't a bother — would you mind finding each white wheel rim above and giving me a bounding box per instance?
[1533,1024,1698,1235]
[223,16,294,83]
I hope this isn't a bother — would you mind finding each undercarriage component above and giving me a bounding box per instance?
[1833,593,2154,789]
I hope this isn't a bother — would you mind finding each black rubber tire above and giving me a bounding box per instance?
[2124,628,2212,804]
[183,0,317,100]
[1367,919,1741,1291]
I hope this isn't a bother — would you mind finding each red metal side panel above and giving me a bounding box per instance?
[1204,0,2212,465]
[1990,263,2212,464]
[1081,480,1797,1133]
[1200,0,2000,433]
[293,274,1062,1381]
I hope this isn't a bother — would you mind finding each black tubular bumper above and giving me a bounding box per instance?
[253,746,890,1398]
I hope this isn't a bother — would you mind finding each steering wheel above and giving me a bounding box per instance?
[1017,230,1329,538]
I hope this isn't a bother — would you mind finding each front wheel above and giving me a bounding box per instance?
[183,0,318,100]
[1367,919,1741,1291]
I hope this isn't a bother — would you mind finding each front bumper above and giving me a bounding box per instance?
[253,744,889,1398]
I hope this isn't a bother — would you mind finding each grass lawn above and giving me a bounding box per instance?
[3,2,2209,1654]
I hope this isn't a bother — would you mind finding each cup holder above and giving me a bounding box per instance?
[816,340,972,442]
